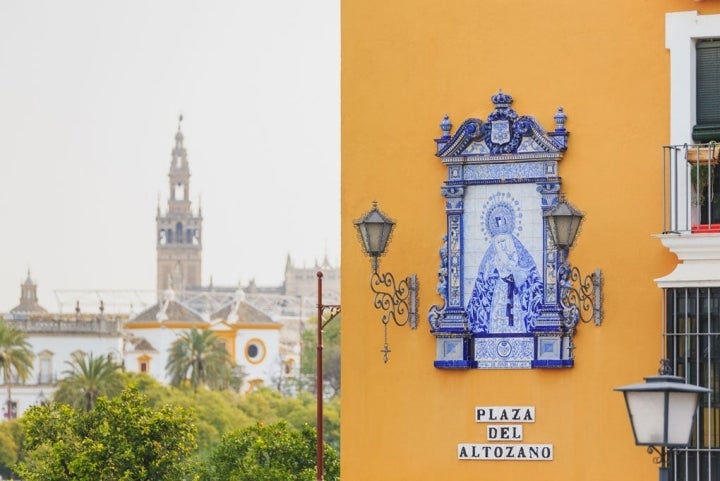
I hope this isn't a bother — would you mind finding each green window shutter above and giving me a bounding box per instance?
[694,39,720,142]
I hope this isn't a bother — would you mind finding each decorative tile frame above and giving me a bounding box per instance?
[428,91,573,369]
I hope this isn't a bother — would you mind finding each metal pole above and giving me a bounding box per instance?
[315,271,340,481]
[659,447,669,481]
[316,271,324,481]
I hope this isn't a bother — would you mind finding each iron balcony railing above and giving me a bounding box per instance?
[663,143,720,234]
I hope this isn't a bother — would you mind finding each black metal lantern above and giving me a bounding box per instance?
[545,197,584,249]
[354,201,395,271]
[615,374,709,447]
[615,367,711,481]
[355,201,418,362]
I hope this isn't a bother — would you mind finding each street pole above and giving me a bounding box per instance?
[316,271,340,481]
[316,273,323,481]
[659,446,668,481]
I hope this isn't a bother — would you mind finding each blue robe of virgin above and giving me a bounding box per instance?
[466,234,543,334]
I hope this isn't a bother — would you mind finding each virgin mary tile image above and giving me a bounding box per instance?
[465,192,543,334]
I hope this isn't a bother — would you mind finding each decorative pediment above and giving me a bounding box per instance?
[435,90,568,160]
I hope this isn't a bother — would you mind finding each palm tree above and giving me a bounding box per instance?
[0,321,35,419]
[54,352,124,411]
[166,327,232,392]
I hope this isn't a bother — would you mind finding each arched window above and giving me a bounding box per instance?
[138,355,152,374]
[176,223,183,243]
[38,351,53,384]
[174,181,184,201]
[167,229,173,243]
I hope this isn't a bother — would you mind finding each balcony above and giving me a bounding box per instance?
[662,143,720,234]
[656,143,720,288]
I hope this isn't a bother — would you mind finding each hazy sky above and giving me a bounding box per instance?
[0,1,340,312]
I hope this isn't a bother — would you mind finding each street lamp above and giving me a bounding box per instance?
[354,201,419,362]
[544,195,603,327]
[316,271,340,481]
[615,360,711,481]
[354,201,396,273]
[544,195,584,250]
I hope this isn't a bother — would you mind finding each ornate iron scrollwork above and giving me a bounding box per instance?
[370,271,418,362]
[558,261,603,327]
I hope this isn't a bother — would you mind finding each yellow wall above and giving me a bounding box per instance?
[341,1,720,480]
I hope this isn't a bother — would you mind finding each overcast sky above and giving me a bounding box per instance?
[0,1,340,312]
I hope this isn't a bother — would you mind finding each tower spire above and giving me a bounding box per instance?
[156,116,203,298]
[10,269,47,315]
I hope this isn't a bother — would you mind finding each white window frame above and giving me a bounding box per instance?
[667,11,720,145]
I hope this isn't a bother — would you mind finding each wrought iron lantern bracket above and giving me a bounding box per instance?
[355,202,419,363]
[558,261,603,327]
[370,270,419,362]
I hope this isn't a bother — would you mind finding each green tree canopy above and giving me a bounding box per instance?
[200,420,339,481]
[16,386,198,481]
[53,352,124,411]
[0,420,21,479]
[166,327,234,392]
[301,315,341,397]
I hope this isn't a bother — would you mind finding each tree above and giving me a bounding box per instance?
[200,420,339,481]
[300,315,341,396]
[53,352,124,411]
[166,327,234,392]
[16,386,198,481]
[0,321,35,419]
[0,419,21,479]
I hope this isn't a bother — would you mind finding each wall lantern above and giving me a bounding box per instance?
[614,360,711,481]
[544,196,584,249]
[355,201,418,362]
[544,195,603,326]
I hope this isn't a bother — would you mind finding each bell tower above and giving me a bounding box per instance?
[156,115,203,296]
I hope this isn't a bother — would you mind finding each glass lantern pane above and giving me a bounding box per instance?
[626,391,666,445]
[365,223,384,254]
[667,392,700,445]
[554,216,573,247]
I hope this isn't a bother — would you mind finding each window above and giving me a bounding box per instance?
[3,401,17,419]
[667,11,720,144]
[38,352,53,384]
[665,287,720,481]
[245,338,266,365]
[284,358,295,375]
[174,181,184,201]
[137,355,151,374]
[694,39,720,143]
[693,39,720,226]
[664,12,720,232]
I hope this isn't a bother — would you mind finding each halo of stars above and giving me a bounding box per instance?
[480,192,522,241]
